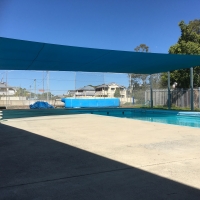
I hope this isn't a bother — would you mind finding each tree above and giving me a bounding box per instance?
[114,88,121,97]
[134,44,149,52]
[160,20,200,88]
[88,85,96,89]
[188,19,200,34]
[15,87,30,97]
[128,44,150,94]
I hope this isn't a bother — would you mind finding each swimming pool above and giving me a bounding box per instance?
[2,108,200,128]
[91,110,200,128]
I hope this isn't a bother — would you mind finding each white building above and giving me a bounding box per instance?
[75,86,95,97]
[66,83,127,98]
[0,82,16,96]
[66,86,95,98]
[95,83,127,98]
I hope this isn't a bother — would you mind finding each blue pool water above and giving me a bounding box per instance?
[94,110,200,128]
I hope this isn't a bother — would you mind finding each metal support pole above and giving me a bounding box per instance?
[150,74,153,108]
[46,71,49,102]
[190,67,194,111]
[168,71,171,109]
[181,88,184,108]
[129,74,132,99]
[34,79,36,100]
[6,71,8,108]
[199,87,200,109]
[43,71,44,94]
[29,85,31,105]
[74,72,76,98]
[103,73,105,98]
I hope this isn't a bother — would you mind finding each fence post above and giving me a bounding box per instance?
[168,71,171,109]
[150,74,153,108]
[199,87,200,109]
[181,88,184,108]
[47,71,49,102]
[6,71,8,108]
[190,67,194,111]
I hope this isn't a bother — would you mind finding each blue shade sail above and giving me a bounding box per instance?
[1,37,200,74]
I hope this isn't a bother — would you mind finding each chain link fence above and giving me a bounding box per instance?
[0,70,199,110]
[0,71,130,108]
[0,71,76,108]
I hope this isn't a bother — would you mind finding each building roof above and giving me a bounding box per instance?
[95,84,108,89]
[1,37,200,74]
[96,83,125,89]
[76,85,95,91]
[0,82,15,89]
[67,90,76,93]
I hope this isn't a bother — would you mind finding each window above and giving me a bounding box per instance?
[111,88,115,90]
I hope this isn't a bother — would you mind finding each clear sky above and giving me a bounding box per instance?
[0,0,199,94]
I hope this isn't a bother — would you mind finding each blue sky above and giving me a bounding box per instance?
[0,0,199,94]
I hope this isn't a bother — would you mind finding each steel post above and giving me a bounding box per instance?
[150,75,153,108]
[168,71,171,109]
[190,67,194,111]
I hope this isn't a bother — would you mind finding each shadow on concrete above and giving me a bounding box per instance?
[0,123,200,200]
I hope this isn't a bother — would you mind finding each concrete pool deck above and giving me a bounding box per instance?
[0,114,200,199]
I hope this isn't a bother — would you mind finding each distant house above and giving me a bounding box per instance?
[66,90,76,97]
[95,83,126,98]
[0,82,16,96]
[75,86,95,97]
[66,83,127,98]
